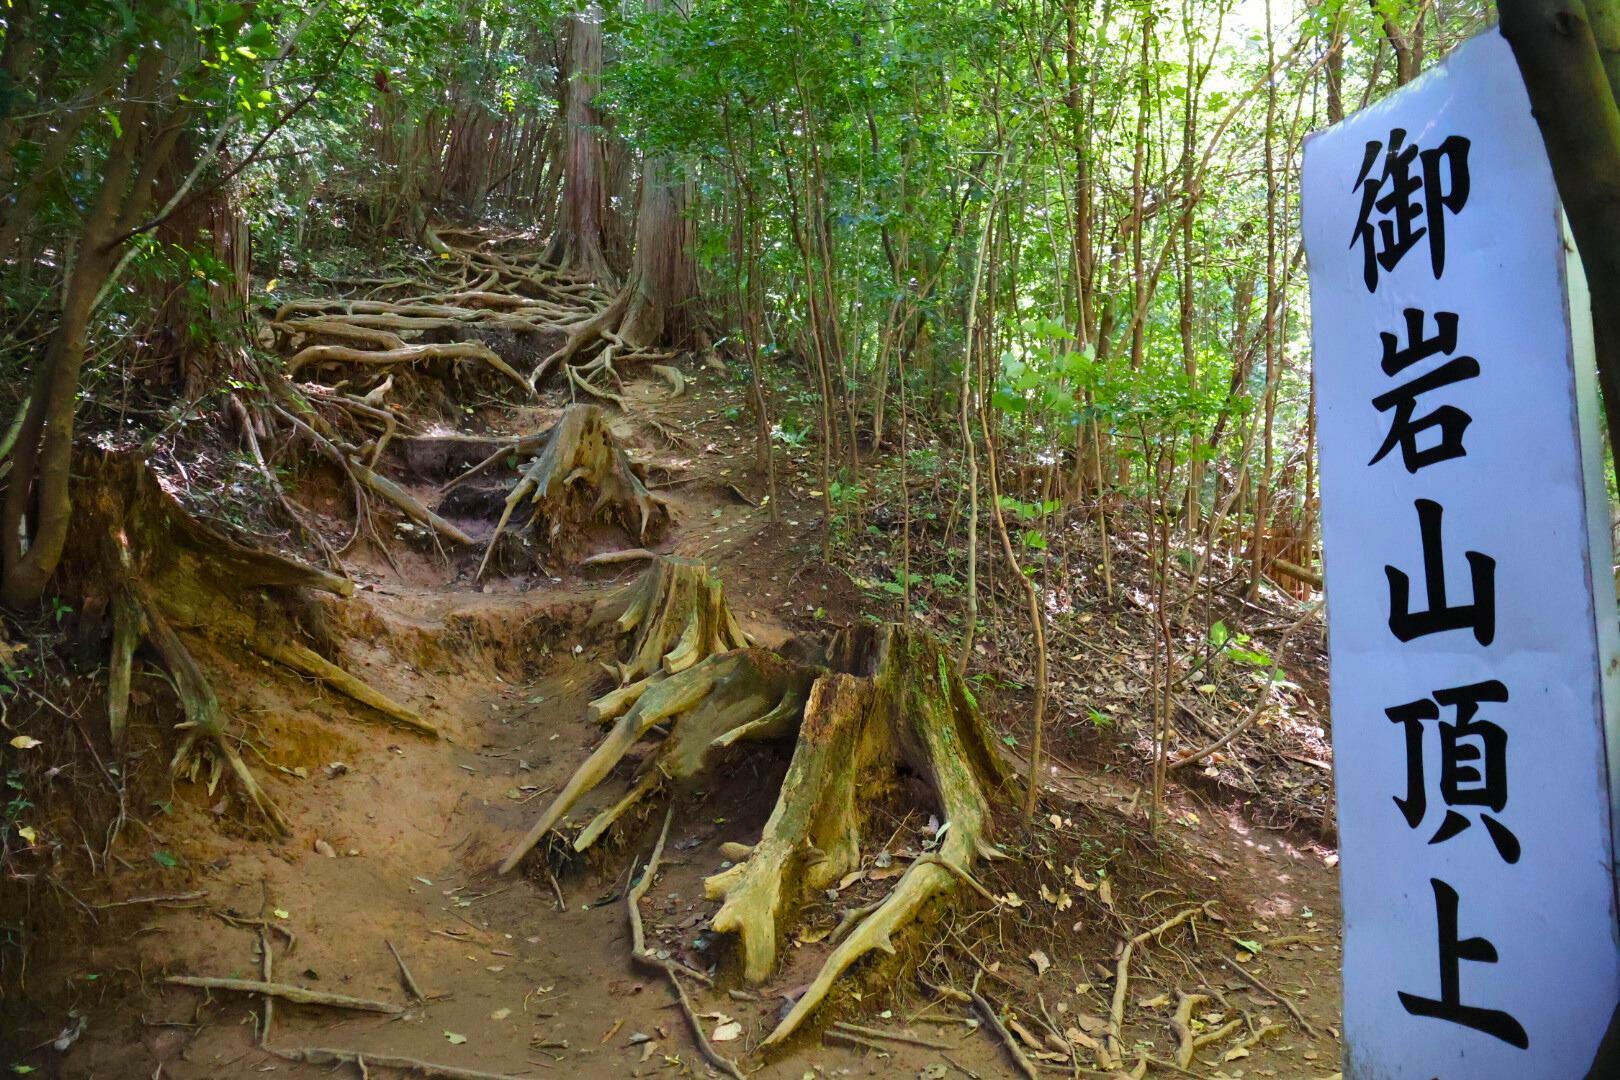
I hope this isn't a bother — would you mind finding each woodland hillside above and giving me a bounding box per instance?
[1,1,1608,1078]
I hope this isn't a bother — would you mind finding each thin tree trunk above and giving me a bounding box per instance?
[1249,0,1279,599]
[1499,0,1620,485]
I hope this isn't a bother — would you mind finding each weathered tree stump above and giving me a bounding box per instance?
[599,554,751,692]
[477,404,667,574]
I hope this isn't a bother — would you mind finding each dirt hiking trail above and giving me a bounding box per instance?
[3,253,1344,1080]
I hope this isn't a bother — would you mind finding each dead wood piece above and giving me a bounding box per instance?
[268,1046,524,1079]
[626,810,743,1079]
[581,547,656,566]
[94,891,208,909]
[627,808,711,986]
[744,625,1012,1047]
[824,1029,894,1055]
[1220,958,1320,1039]
[970,988,1040,1080]
[511,614,1010,1049]
[258,927,274,1047]
[476,405,666,576]
[386,939,424,1002]
[829,1021,954,1050]
[164,976,403,1014]
[261,640,435,737]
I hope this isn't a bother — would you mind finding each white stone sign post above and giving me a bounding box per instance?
[1303,29,1620,1079]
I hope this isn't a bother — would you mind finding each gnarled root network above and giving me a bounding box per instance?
[67,449,433,836]
[477,404,666,575]
[500,591,1012,1046]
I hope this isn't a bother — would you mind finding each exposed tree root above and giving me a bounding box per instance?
[501,589,1013,1045]
[286,341,532,397]
[498,647,814,870]
[268,1046,525,1080]
[146,601,293,838]
[477,404,667,575]
[64,449,433,835]
[970,985,1040,1080]
[526,280,677,388]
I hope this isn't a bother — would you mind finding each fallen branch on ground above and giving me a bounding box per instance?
[1220,957,1320,1039]
[164,975,403,1014]
[268,1046,526,1080]
[626,809,743,1080]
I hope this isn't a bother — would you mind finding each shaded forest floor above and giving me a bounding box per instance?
[1,231,1342,1079]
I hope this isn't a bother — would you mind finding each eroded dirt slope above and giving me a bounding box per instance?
[4,336,1344,1080]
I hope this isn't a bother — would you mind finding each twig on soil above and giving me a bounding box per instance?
[386,939,424,1002]
[215,911,297,952]
[823,1029,894,1055]
[163,975,404,1014]
[626,808,743,1080]
[969,980,1039,1080]
[258,928,274,1047]
[829,1021,954,1050]
[546,868,566,912]
[1167,605,1320,771]
[93,891,208,909]
[267,1046,525,1079]
[1220,957,1320,1039]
